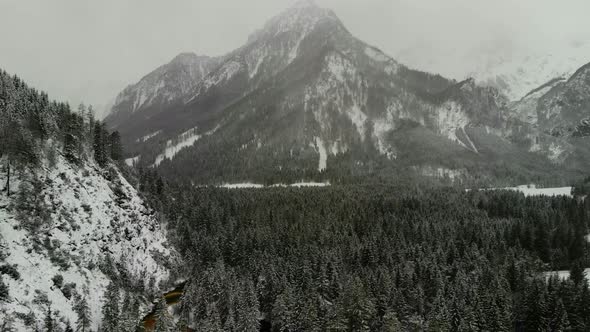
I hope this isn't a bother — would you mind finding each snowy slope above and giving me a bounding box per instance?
[469,43,590,101]
[482,185,573,197]
[0,153,174,331]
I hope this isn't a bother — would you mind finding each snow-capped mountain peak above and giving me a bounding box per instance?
[247,0,341,44]
[292,0,319,9]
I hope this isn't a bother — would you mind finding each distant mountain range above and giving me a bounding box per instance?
[105,0,590,186]
[396,40,590,102]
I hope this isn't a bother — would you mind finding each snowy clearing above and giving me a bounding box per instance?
[544,268,590,283]
[218,182,331,189]
[500,185,572,197]
[477,185,573,197]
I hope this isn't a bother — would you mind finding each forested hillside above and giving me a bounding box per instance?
[0,69,123,189]
[133,176,590,331]
[0,69,175,331]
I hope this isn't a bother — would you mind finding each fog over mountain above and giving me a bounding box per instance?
[0,0,589,114]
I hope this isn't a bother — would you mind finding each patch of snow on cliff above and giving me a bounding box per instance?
[153,126,219,167]
[125,155,140,167]
[137,130,162,143]
[548,143,565,162]
[436,101,471,148]
[315,137,328,171]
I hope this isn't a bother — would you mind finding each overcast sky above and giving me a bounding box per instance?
[1,0,589,112]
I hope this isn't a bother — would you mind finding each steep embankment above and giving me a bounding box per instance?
[0,152,174,331]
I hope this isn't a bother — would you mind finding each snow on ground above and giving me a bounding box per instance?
[0,153,173,330]
[218,182,331,189]
[289,182,330,187]
[544,268,590,283]
[220,183,265,189]
[495,185,573,197]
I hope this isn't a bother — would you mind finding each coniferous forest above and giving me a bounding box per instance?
[134,169,590,331]
[2,4,590,327]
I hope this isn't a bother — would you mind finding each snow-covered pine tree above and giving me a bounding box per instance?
[109,131,123,161]
[154,297,175,332]
[235,279,260,331]
[101,282,120,332]
[85,104,95,142]
[44,306,54,332]
[93,121,108,167]
[73,294,91,332]
[0,275,8,301]
[64,112,84,164]
[118,291,140,332]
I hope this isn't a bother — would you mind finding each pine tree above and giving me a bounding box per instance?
[119,292,140,332]
[101,282,120,332]
[45,306,54,332]
[201,303,224,332]
[549,299,571,331]
[154,297,175,332]
[74,295,91,332]
[85,105,95,141]
[109,131,122,161]
[427,292,450,331]
[64,112,84,164]
[0,275,8,301]
[272,286,297,332]
[382,310,403,332]
[570,260,586,286]
[343,278,375,332]
[93,121,108,167]
[235,279,260,332]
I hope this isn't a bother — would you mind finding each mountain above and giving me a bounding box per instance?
[396,40,590,101]
[107,53,221,136]
[508,61,590,169]
[106,0,585,186]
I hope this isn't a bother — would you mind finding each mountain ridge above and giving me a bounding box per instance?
[105,2,589,186]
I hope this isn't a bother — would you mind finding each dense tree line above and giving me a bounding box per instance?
[0,69,123,196]
[137,175,590,331]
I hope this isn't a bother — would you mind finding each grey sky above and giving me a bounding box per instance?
[1,0,588,112]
